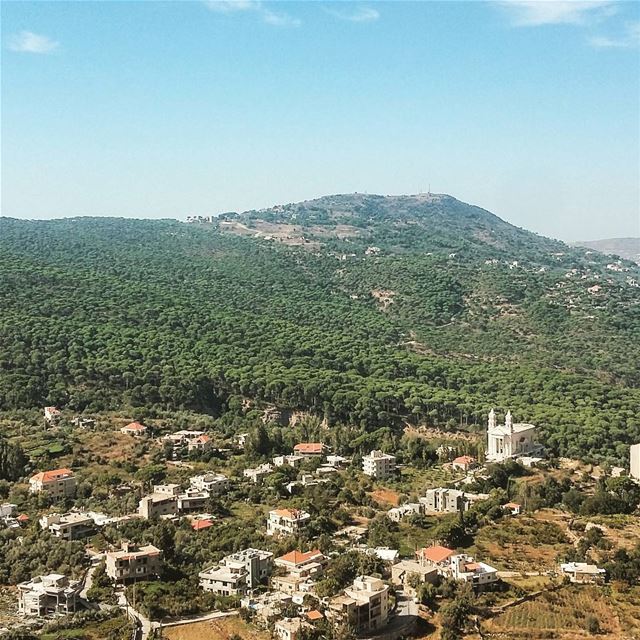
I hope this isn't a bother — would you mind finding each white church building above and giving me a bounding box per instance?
[486,409,539,462]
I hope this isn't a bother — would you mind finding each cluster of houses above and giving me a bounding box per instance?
[14,407,635,633]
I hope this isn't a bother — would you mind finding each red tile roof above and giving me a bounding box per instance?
[294,443,325,454]
[452,455,475,465]
[306,610,323,621]
[31,468,74,483]
[272,508,308,520]
[418,545,455,564]
[191,519,214,530]
[123,421,146,431]
[17,514,30,522]
[277,549,322,566]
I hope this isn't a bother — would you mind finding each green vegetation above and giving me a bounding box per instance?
[1,193,639,463]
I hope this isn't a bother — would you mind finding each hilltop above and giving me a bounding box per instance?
[572,237,640,264]
[1,194,639,463]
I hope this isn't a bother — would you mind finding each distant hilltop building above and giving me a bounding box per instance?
[486,409,540,463]
[185,215,215,224]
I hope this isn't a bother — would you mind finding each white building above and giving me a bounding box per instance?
[273,454,305,468]
[560,562,606,584]
[190,473,229,496]
[29,468,76,499]
[266,508,311,537]
[388,503,424,522]
[105,542,163,583]
[243,463,273,484]
[328,576,389,634]
[177,488,210,513]
[18,574,80,617]
[274,617,313,640]
[449,554,498,589]
[362,450,396,479]
[486,409,539,462]
[44,406,61,424]
[138,492,178,520]
[199,548,273,595]
[630,443,640,481]
[39,512,96,540]
[120,421,147,437]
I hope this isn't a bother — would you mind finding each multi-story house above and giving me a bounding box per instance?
[274,549,328,579]
[190,473,229,496]
[421,488,488,513]
[29,468,76,499]
[362,450,396,479]
[18,574,80,617]
[328,576,389,634]
[39,512,95,540]
[199,548,273,596]
[105,542,163,583]
[138,491,178,520]
[44,406,61,424]
[266,508,311,537]
[177,488,210,513]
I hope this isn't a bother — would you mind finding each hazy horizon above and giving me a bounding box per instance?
[2,0,639,243]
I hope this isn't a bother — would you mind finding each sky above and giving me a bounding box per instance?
[1,0,639,242]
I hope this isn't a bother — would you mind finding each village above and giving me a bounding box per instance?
[1,406,640,640]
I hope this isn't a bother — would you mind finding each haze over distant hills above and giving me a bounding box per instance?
[1,193,639,462]
[572,238,640,264]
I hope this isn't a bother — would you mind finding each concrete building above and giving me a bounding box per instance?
[274,617,312,640]
[243,463,273,484]
[388,502,424,522]
[177,488,210,513]
[274,549,327,579]
[560,562,606,584]
[449,554,498,589]
[328,576,389,634]
[138,492,178,520]
[391,560,438,596]
[105,542,162,583]
[190,473,229,496]
[630,443,640,481]
[39,512,95,540]
[18,574,80,617]
[266,508,311,537]
[29,468,76,499]
[421,488,488,513]
[199,548,273,596]
[44,406,61,424]
[486,409,539,462]
[362,450,396,480]
[273,454,305,468]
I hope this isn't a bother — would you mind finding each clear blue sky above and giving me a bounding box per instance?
[2,0,639,241]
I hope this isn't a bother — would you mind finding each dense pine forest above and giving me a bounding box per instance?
[1,194,639,463]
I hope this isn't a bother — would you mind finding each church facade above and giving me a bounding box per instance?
[486,409,538,462]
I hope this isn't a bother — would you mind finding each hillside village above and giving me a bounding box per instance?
[1,405,640,640]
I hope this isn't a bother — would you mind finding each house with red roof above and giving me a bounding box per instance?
[293,443,326,457]
[29,469,76,499]
[274,549,328,578]
[267,508,311,537]
[451,455,477,472]
[188,434,212,453]
[44,406,61,424]
[416,545,455,568]
[120,421,147,437]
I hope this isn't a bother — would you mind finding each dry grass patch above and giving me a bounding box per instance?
[164,616,269,640]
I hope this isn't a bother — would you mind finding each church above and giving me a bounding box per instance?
[486,409,538,462]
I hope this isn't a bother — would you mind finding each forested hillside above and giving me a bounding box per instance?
[1,194,639,462]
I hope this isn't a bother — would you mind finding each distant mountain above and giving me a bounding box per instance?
[1,194,639,462]
[572,237,640,264]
